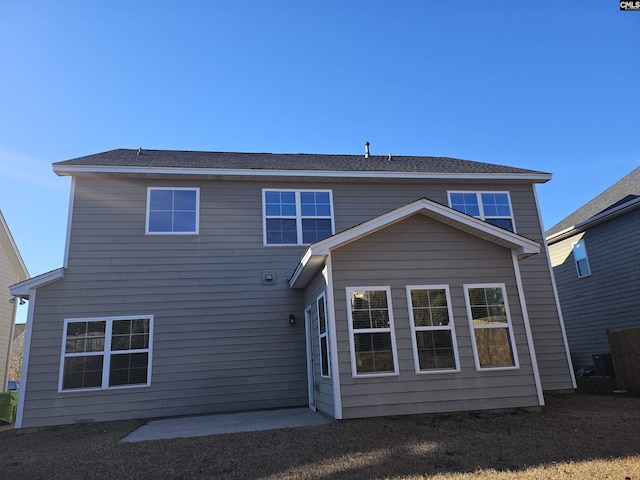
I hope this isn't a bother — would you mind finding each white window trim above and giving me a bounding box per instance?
[406,285,461,374]
[346,286,399,378]
[572,239,592,278]
[447,191,516,232]
[262,188,335,246]
[146,187,200,235]
[317,292,331,379]
[58,315,154,393]
[463,283,520,371]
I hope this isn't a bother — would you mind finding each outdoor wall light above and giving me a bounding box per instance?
[289,314,295,325]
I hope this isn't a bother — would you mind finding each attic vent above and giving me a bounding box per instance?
[364,141,370,159]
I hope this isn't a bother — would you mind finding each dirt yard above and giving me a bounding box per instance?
[1,392,639,479]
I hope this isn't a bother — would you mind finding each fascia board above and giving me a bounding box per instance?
[10,267,64,297]
[52,164,552,183]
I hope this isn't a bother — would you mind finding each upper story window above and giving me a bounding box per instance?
[146,188,199,234]
[449,192,515,232]
[263,189,334,245]
[573,239,591,278]
[60,315,153,391]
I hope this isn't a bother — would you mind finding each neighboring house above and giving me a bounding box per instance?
[10,148,575,428]
[546,166,640,371]
[0,211,29,391]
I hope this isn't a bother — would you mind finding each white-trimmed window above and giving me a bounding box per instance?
[317,293,330,378]
[347,287,398,377]
[464,284,519,370]
[60,315,153,391]
[573,239,591,278]
[263,189,334,245]
[449,191,515,232]
[146,187,199,234]
[406,285,460,373]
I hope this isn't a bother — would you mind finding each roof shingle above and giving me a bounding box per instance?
[53,148,548,176]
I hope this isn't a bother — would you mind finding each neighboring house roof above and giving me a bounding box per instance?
[290,198,541,288]
[0,210,29,282]
[52,149,551,181]
[546,165,640,240]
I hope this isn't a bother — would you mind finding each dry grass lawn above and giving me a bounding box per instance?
[1,393,639,479]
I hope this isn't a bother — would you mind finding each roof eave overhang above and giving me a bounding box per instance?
[53,165,552,183]
[290,198,541,288]
[10,267,65,298]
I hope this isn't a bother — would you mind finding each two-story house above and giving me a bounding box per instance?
[10,149,575,428]
[546,165,640,372]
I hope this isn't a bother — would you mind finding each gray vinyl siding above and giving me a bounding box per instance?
[330,214,539,419]
[21,175,571,426]
[303,271,334,417]
[549,208,640,369]
[21,177,310,427]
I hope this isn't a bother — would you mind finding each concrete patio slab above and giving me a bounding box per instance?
[121,407,331,442]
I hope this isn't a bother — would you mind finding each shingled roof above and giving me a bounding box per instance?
[546,165,640,238]
[53,148,549,179]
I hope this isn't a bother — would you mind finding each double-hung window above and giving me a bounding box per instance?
[263,189,334,245]
[464,284,518,370]
[449,192,515,231]
[317,293,330,378]
[147,187,199,234]
[346,287,398,376]
[406,285,460,373]
[573,239,591,277]
[60,316,153,391]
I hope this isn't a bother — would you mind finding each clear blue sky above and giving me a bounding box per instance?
[1,2,639,323]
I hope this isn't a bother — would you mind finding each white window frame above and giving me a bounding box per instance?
[262,188,335,246]
[448,191,516,232]
[572,239,592,278]
[146,187,200,235]
[463,283,519,371]
[316,292,331,378]
[406,285,461,374]
[58,315,154,392]
[346,286,399,378]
